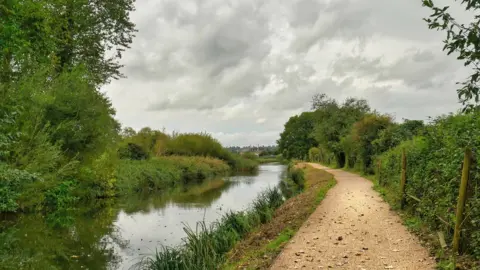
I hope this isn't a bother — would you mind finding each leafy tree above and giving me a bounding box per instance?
[312,94,370,167]
[348,114,393,173]
[422,0,480,110]
[0,0,136,85]
[373,119,424,153]
[120,127,170,157]
[118,143,148,160]
[277,112,316,160]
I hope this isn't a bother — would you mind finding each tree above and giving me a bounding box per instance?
[349,114,393,173]
[422,0,480,110]
[0,0,136,85]
[372,119,424,153]
[312,94,370,167]
[277,112,317,160]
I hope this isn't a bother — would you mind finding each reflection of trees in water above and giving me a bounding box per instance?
[118,178,239,214]
[171,180,238,207]
[0,202,125,270]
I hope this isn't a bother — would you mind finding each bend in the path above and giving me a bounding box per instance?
[270,163,435,270]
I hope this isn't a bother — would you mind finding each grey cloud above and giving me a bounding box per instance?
[289,0,324,28]
[287,0,446,54]
[263,77,351,110]
[332,55,383,77]
[332,49,456,90]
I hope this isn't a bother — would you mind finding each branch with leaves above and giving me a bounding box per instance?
[422,0,480,111]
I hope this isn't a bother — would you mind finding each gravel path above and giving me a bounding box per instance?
[270,163,435,270]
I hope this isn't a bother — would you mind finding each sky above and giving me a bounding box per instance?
[104,0,469,147]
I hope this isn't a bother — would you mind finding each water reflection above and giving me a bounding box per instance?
[0,164,286,270]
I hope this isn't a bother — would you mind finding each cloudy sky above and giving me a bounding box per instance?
[104,0,469,146]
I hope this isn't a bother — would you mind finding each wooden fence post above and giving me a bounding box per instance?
[400,148,407,209]
[452,148,472,254]
[377,159,382,186]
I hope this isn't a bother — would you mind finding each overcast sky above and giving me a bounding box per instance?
[104,0,468,147]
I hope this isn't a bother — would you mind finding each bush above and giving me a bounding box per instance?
[165,133,230,160]
[118,143,149,160]
[0,163,39,212]
[226,154,259,173]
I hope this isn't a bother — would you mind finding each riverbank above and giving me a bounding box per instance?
[0,164,282,269]
[224,163,336,269]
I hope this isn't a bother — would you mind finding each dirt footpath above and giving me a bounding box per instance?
[270,164,435,270]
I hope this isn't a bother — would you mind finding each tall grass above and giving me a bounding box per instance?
[226,154,259,173]
[141,188,285,270]
[115,156,230,194]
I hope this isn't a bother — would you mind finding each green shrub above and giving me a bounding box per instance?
[118,143,149,160]
[226,154,259,172]
[0,163,39,212]
[44,180,78,210]
[165,133,230,160]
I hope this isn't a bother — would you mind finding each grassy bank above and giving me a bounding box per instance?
[139,163,308,270]
[115,156,230,194]
[224,164,336,269]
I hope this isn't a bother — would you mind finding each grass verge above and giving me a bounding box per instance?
[223,164,336,269]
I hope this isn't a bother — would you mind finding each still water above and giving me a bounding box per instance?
[0,164,286,270]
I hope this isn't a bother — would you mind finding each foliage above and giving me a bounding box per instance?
[224,154,259,173]
[422,0,480,110]
[44,180,78,210]
[0,163,39,212]
[372,119,425,154]
[348,113,393,173]
[143,188,284,270]
[378,112,480,258]
[311,94,370,167]
[0,0,136,85]
[277,112,316,160]
[119,127,169,157]
[165,133,230,159]
[118,143,149,160]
